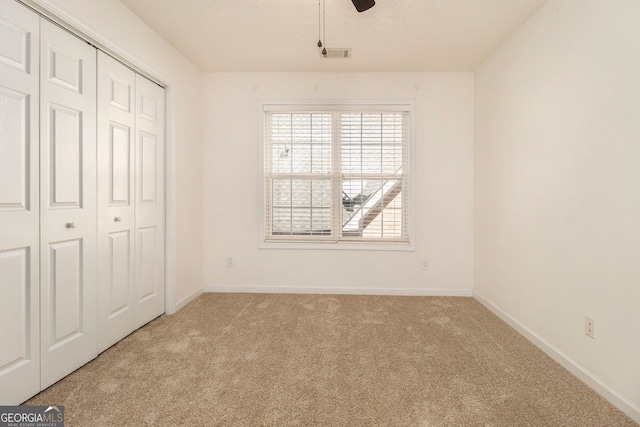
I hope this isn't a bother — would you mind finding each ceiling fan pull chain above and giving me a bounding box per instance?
[317,0,323,48]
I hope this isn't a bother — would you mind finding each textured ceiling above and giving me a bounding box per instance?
[119,0,548,72]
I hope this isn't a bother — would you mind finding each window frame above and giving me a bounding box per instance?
[258,100,416,251]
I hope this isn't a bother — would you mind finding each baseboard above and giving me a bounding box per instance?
[473,291,640,424]
[204,284,472,297]
[175,287,204,311]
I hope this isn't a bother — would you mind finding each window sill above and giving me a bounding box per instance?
[259,240,415,252]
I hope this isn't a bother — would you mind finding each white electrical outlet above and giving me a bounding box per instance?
[421,259,430,271]
[226,257,235,268]
[585,316,595,339]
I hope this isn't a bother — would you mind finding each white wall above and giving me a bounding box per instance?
[41,0,204,308]
[475,0,640,418]
[203,73,473,294]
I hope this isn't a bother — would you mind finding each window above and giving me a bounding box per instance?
[261,102,412,247]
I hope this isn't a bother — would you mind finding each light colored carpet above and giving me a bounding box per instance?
[26,293,636,426]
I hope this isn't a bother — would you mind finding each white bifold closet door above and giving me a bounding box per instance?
[133,68,165,329]
[39,19,98,389]
[0,0,165,404]
[97,52,165,353]
[0,0,41,405]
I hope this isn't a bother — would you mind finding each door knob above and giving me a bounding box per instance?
[65,222,76,229]
[114,216,123,222]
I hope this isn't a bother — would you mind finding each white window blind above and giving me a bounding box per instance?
[263,105,410,244]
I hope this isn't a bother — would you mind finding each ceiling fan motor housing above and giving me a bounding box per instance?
[351,0,375,12]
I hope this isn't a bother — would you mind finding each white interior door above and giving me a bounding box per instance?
[0,0,41,405]
[39,19,97,389]
[134,75,165,328]
[97,52,136,353]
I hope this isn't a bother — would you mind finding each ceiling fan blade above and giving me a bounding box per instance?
[351,0,375,13]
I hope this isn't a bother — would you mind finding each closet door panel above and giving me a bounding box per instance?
[0,87,29,209]
[138,225,158,300]
[134,75,165,328]
[49,104,82,206]
[0,248,30,364]
[97,52,136,353]
[48,239,82,341]
[0,0,40,405]
[110,123,132,204]
[108,230,131,311]
[39,19,97,389]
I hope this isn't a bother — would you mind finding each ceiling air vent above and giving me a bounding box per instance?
[322,48,351,59]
